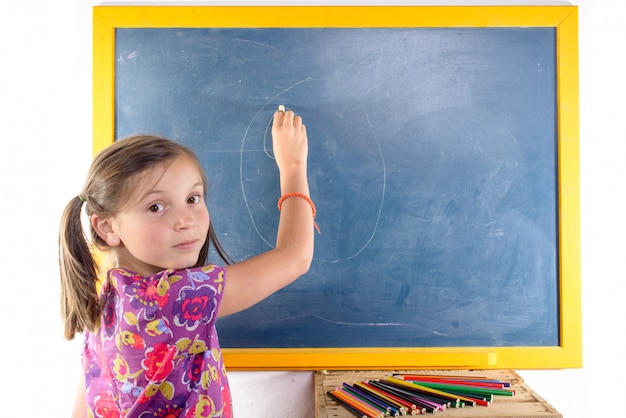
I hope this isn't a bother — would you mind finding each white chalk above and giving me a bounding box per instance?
[278,105,286,112]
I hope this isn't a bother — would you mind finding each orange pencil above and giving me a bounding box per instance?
[332,388,385,418]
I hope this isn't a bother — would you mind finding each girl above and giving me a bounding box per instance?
[59,108,315,417]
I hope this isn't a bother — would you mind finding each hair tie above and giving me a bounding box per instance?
[277,192,320,234]
[78,194,85,203]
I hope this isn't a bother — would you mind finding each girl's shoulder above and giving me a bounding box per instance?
[106,264,226,290]
[108,264,225,278]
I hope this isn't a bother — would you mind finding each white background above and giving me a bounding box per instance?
[0,1,624,417]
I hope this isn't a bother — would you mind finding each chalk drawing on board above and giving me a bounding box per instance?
[239,77,387,264]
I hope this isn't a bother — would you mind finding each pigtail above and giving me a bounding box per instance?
[202,223,235,267]
[59,195,101,340]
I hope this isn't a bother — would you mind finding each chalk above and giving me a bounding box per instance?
[278,104,285,112]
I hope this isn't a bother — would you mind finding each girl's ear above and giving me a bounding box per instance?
[91,214,120,247]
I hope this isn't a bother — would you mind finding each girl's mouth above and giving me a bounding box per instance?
[174,240,197,250]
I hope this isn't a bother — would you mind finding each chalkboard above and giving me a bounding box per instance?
[95,5,581,369]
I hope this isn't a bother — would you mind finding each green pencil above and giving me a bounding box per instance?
[407,380,514,397]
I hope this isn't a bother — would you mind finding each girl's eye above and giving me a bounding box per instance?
[188,194,202,205]
[148,203,165,213]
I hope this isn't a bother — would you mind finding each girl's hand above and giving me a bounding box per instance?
[272,107,308,173]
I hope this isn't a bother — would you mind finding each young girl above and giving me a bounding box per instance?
[59,108,315,418]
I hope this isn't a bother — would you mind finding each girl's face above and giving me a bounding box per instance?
[109,156,210,276]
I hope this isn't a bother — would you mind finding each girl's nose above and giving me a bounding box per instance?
[174,208,195,230]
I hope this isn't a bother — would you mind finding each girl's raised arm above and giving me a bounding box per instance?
[219,108,315,317]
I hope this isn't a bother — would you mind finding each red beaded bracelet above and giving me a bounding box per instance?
[277,192,321,234]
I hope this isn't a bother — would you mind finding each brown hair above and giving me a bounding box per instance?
[59,135,233,340]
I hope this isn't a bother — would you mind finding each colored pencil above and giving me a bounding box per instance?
[355,381,408,415]
[327,390,369,418]
[347,383,401,416]
[404,380,514,398]
[339,388,388,418]
[399,375,511,391]
[373,378,458,410]
[374,379,449,410]
[396,374,512,388]
[362,381,417,413]
[383,376,477,407]
[342,383,393,416]
[331,388,385,418]
[368,380,438,414]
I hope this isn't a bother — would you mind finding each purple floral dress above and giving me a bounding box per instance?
[82,265,232,418]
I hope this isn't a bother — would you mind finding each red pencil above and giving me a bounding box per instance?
[397,374,511,388]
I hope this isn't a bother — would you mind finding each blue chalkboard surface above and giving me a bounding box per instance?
[115,27,558,349]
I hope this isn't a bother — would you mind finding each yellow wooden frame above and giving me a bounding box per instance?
[93,5,580,370]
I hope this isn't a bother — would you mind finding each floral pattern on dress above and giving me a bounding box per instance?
[83,265,231,418]
[172,284,218,331]
[124,273,170,320]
